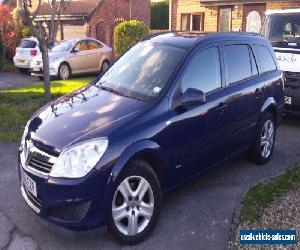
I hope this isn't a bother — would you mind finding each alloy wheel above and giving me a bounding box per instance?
[112,176,154,236]
[260,119,274,158]
[60,64,70,80]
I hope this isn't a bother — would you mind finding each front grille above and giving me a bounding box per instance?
[284,71,300,80]
[28,156,53,174]
[285,84,300,90]
[49,201,91,222]
[23,185,42,209]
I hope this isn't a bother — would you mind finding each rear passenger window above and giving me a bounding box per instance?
[181,47,221,94]
[253,45,277,73]
[224,45,252,84]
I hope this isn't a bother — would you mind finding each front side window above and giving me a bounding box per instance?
[97,42,186,101]
[75,42,88,52]
[224,44,252,84]
[181,47,221,94]
[219,7,232,32]
[253,45,277,73]
[262,13,300,42]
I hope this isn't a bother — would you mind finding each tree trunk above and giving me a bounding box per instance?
[41,43,51,102]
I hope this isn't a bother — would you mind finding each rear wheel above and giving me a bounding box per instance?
[101,61,110,73]
[108,160,161,245]
[250,112,276,165]
[58,63,71,80]
[18,68,29,74]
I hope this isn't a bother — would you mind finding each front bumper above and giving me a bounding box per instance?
[18,151,112,231]
[284,72,300,116]
[30,67,58,77]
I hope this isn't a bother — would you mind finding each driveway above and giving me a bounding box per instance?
[0,118,299,249]
[0,72,39,90]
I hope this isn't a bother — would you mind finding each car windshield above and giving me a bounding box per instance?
[52,40,75,52]
[96,42,186,101]
[262,13,300,42]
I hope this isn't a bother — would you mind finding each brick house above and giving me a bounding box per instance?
[170,0,300,33]
[30,0,150,47]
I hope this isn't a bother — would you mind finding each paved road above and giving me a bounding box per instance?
[0,118,299,250]
[0,72,39,90]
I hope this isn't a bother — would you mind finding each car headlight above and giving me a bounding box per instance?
[49,57,60,63]
[49,138,108,178]
[21,121,30,147]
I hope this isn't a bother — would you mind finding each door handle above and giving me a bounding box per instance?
[216,102,227,115]
[255,88,263,98]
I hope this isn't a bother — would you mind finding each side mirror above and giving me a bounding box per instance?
[180,88,206,106]
[72,48,80,53]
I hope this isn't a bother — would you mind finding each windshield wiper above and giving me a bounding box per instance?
[98,85,145,102]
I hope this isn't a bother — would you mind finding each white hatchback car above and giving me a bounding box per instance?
[31,38,113,80]
[13,37,41,73]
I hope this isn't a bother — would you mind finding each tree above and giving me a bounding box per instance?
[20,0,66,101]
[0,5,18,61]
[114,20,149,57]
[0,38,3,72]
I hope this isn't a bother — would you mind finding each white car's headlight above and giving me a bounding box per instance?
[21,121,30,147]
[49,57,60,63]
[50,138,108,178]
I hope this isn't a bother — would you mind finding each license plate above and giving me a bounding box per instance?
[285,96,292,105]
[18,59,25,64]
[21,169,37,197]
[33,67,40,72]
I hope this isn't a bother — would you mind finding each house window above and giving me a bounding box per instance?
[181,13,203,31]
[181,14,191,31]
[219,7,232,32]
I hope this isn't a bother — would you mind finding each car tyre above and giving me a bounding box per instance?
[250,112,276,165]
[18,68,29,74]
[58,63,71,80]
[108,159,161,245]
[101,61,110,73]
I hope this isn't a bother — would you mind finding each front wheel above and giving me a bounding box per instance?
[101,61,110,73]
[108,160,161,245]
[250,112,276,165]
[58,63,71,80]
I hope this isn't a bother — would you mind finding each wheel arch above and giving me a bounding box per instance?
[260,97,278,123]
[109,140,165,189]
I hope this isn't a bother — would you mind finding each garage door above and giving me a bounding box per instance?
[63,25,86,40]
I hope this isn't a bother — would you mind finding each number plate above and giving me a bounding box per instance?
[285,96,292,105]
[18,59,25,64]
[21,169,37,197]
[33,67,40,72]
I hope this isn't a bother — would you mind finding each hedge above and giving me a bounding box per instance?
[114,20,149,57]
[151,0,169,30]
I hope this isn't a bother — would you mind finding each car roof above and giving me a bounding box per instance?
[143,32,267,50]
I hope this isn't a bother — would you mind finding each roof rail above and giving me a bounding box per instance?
[141,31,171,41]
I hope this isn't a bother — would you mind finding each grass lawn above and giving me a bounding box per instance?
[240,164,300,222]
[0,77,94,141]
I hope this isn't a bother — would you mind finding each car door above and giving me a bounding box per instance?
[68,41,89,73]
[166,45,231,183]
[86,41,103,72]
[221,42,264,154]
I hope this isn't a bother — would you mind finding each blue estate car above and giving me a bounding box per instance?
[19,32,284,244]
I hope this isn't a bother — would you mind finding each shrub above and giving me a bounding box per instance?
[0,38,3,72]
[151,0,169,30]
[114,20,149,57]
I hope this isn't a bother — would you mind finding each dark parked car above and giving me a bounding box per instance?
[19,32,284,244]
